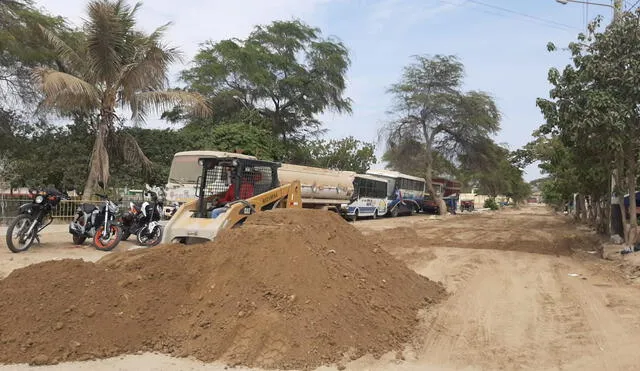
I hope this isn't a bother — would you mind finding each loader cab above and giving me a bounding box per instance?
[194,157,281,218]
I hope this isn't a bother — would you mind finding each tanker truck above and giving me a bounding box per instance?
[164,151,356,216]
[277,163,356,213]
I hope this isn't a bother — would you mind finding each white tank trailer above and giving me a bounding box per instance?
[277,163,356,212]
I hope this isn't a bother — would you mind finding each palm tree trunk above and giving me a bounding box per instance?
[82,120,110,199]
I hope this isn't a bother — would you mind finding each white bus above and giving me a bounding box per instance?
[345,174,389,221]
[365,169,426,217]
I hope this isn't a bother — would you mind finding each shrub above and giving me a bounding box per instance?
[484,197,499,210]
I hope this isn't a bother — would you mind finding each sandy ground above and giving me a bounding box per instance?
[3,205,640,370]
[0,225,151,278]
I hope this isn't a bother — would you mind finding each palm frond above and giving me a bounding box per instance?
[32,68,100,111]
[121,132,152,170]
[85,0,131,83]
[130,90,212,123]
[38,25,85,72]
[118,40,182,101]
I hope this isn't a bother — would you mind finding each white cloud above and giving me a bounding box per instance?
[366,0,468,34]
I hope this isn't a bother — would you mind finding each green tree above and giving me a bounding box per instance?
[108,127,185,187]
[533,12,640,239]
[0,0,77,106]
[180,122,285,161]
[33,0,211,198]
[292,136,376,173]
[381,136,456,180]
[459,140,531,204]
[381,55,500,211]
[1,117,93,190]
[180,20,352,151]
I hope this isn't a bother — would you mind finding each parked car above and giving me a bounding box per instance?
[422,195,440,214]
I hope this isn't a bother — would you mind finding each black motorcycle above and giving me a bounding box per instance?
[134,184,164,247]
[119,200,143,241]
[68,182,123,251]
[5,188,69,253]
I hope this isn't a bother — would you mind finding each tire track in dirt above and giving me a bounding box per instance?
[357,207,640,370]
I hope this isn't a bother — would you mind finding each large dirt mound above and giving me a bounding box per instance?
[0,209,445,369]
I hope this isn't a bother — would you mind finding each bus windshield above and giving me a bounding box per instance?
[354,177,387,199]
[168,155,202,184]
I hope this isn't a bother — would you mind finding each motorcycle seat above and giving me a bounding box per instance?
[80,203,97,214]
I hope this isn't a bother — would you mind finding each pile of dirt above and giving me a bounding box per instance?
[0,209,445,369]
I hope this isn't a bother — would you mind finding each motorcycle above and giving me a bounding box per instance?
[119,200,143,241]
[461,200,475,212]
[134,184,164,247]
[68,181,123,251]
[5,188,69,253]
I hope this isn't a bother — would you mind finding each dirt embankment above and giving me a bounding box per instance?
[0,209,445,369]
[366,210,603,257]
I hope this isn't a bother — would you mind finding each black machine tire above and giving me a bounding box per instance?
[136,224,162,247]
[350,210,358,222]
[390,206,399,218]
[93,225,122,251]
[372,210,378,220]
[6,214,36,253]
[72,234,86,245]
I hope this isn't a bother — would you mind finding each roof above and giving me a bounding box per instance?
[173,150,257,160]
[354,173,389,183]
[366,169,426,182]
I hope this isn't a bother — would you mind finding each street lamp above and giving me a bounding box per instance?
[555,0,621,18]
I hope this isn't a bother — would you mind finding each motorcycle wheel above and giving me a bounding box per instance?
[136,224,162,247]
[5,214,36,253]
[72,234,86,245]
[93,225,122,251]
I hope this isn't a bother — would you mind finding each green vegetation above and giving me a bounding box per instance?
[483,198,499,211]
[524,10,640,241]
[1,0,526,202]
[380,55,529,206]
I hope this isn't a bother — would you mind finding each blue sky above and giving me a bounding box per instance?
[36,0,622,180]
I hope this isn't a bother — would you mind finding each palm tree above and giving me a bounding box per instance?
[32,0,211,197]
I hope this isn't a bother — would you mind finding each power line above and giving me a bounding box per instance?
[465,0,580,30]
[438,0,580,32]
[628,0,640,9]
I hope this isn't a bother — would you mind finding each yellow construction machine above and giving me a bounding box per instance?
[161,156,302,245]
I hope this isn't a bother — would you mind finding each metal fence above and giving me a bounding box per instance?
[0,196,145,226]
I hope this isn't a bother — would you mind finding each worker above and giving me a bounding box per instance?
[208,169,256,218]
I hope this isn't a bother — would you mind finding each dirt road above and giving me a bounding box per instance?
[3,205,640,370]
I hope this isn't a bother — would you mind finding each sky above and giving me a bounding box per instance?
[33,0,624,181]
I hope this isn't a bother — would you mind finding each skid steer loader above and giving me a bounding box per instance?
[161,156,302,245]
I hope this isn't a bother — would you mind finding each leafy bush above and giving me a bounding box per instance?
[484,197,499,210]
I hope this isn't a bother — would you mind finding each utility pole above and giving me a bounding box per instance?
[613,0,623,20]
